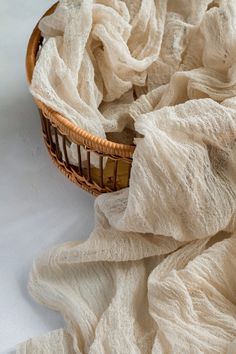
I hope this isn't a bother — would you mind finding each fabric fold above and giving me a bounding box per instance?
[19,0,236,352]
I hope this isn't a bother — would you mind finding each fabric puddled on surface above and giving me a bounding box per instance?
[18,0,236,353]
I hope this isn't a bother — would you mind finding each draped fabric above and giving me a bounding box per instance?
[18,1,236,353]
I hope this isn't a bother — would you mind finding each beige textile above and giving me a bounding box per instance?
[18,0,236,353]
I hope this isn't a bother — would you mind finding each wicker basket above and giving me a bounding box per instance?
[26,3,135,196]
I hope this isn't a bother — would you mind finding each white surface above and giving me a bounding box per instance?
[0,1,94,352]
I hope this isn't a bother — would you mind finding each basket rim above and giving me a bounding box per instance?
[25,2,135,158]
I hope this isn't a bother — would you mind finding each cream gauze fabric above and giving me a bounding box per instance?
[18,0,236,353]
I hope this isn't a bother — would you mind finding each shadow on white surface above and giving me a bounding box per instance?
[0,0,96,352]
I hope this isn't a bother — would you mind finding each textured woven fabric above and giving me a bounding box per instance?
[18,0,236,353]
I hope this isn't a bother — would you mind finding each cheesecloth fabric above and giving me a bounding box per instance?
[18,0,236,353]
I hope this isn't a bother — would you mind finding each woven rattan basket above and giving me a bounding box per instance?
[26,3,135,196]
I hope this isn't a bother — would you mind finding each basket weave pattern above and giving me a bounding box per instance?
[26,3,134,196]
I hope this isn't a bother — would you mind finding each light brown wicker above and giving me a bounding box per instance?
[26,3,135,196]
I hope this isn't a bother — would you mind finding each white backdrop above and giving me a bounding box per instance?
[0,1,94,352]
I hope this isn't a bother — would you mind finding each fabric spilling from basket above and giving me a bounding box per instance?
[18,0,236,353]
